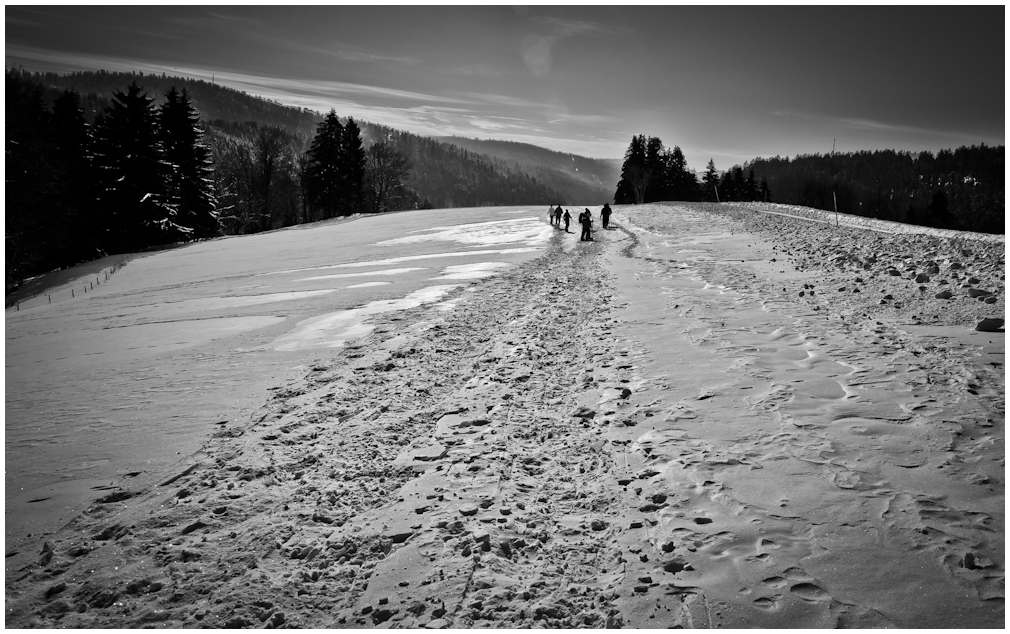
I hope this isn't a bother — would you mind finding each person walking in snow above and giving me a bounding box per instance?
[580,209,593,241]
[548,205,556,226]
[563,208,572,232]
[601,203,612,229]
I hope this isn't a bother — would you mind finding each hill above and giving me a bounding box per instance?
[435,136,621,205]
[19,69,610,205]
[21,69,321,135]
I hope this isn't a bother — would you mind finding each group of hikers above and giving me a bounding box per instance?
[548,203,612,241]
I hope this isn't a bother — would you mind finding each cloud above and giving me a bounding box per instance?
[534,16,612,38]
[4,42,627,159]
[330,46,422,66]
[772,109,964,140]
[836,117,957,138]
[450,63,512,78]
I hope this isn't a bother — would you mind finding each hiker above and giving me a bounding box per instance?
[580,209,593,241]
[563,208,572,232]
[601,203,612,229]
[548,205,556,225]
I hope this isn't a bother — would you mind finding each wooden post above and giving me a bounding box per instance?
[714,185,720,204]
[833,191,839,227]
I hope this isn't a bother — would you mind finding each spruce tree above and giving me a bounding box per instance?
[666,146,697,201]
[644,136,667,202]
[614,134,648,204]
[703,159,719,202]
[93,82,174,252]
[159,87,218,239]
[6,71,59,286]
[340,117,366,215]
[50,89,97,262]
[305,110,344,219]
[745,169,758,202]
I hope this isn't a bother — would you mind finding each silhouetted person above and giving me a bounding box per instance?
[580,209,593,241]
[601,203,612,229]
[548,205,556,225]
[563,208,571,232]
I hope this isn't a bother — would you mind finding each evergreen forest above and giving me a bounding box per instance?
[614,135,1004,235]
[8,68,1004,294]
[5,69,568,291]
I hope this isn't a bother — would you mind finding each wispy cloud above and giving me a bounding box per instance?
[450,63,512,78]
[4,42,626,158]
[330,45,422,66]
[836,117,955,138]
[772,109,964,140]
[5,14,45,28]
[534,16,613,38]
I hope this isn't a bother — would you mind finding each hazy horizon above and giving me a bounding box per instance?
[6,5,1005,168]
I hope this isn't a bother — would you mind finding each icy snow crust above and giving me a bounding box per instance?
[5,207,550,546]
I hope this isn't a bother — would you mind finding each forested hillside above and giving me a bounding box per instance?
[19,69,320,134]
[364,125,564,208]
[746,148,1004,234]
[435,136,620,204]
[5,69,574,291]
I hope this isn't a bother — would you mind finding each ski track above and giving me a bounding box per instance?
[4,204,1004,628]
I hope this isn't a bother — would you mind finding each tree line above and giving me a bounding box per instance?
[746,147,1003,233]
[6,70,574,293]
[5,71,419,291]
[7,71,218,289]
[361,124,565,209]
[614,134,701,204]
[614,133,1004,234]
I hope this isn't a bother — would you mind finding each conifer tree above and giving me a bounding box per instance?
[339,117,366,215]
[305,109,344,219]
[6,71,59,287]
[614,134,648,204]
[665,146,698,201]
[159,87,218,239]
[703,159,719,202]
[745,168,758,202]
[50,89,97,261]
[93,82,174,252]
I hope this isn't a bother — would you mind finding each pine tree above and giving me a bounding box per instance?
[6,71,59,287]
[614,134,648,204]
[93,82,174,252]
[159,87,218,239]
[745,169,758,202]
[50,89,97,261]
[703,159,719,202]
[305,110,344,219]
[666,146,698,201]
[644,136,667,202]
[339,117,366,215]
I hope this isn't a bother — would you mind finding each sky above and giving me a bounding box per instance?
[6,4,1005,169]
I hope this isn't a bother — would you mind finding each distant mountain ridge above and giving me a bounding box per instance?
[435,136,621,205]
[21,69,615,205]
